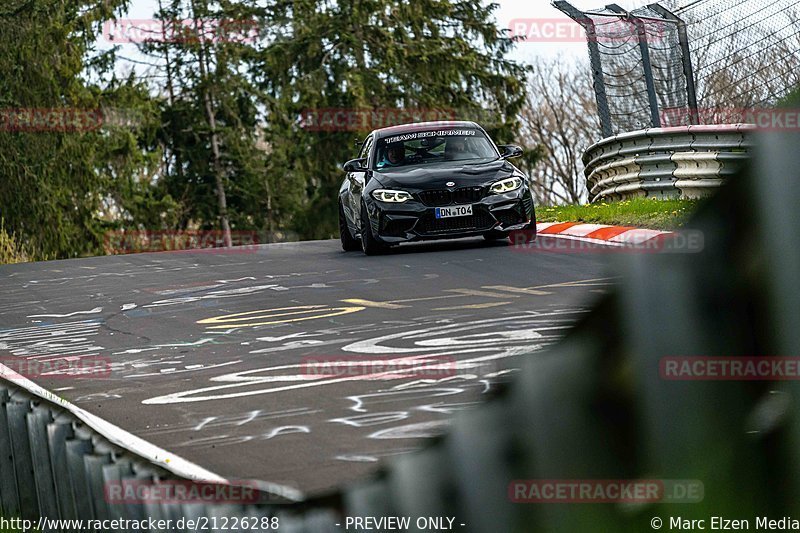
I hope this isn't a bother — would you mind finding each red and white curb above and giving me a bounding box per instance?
[535,222,673,247]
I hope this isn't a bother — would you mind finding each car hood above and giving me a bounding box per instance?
[372,160,517,190]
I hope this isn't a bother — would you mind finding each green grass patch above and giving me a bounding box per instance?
[537,198,699,230]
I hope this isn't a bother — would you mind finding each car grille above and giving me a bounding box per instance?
[415,210,495,235]
[417,186,485,207]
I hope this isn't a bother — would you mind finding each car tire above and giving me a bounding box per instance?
[360,204,388,255]
[339,202,362,251]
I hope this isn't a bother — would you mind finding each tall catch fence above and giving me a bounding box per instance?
[554,0,800,135]
[673,0,800,114]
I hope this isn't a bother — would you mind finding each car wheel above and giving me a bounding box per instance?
[360,204,388,255]
[339,202,362,251]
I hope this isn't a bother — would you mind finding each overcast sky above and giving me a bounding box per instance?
[106,0,675,70]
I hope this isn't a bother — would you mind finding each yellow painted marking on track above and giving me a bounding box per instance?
[482,285,552,296]
[444,288,518,299]
[432,301,512,311]
[328,277,615,313]
[390,294,466,304]
[341,298,409,309]
[532,277,617,289]
[198,305,365,329]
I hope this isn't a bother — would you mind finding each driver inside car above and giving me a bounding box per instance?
[444,138,468,160]
[377,143,406,168]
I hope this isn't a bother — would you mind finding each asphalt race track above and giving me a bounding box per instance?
[0,236,614,498]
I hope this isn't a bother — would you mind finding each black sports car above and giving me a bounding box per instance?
[338,120,536,254]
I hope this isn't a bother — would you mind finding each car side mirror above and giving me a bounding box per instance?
[343,157,368,172]
[498,144,523,159]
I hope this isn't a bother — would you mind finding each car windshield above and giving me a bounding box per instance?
[373,128,499,170]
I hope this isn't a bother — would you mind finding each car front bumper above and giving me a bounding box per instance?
[364,188,536,244]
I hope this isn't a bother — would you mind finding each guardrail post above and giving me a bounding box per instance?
[28,406,61,524]
[85,453,113,523]
[7,400,39,519]
[65,438,96,523]
[48,419,79,521]
[0,392,21,517]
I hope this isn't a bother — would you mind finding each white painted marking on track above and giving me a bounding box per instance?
[263,426,310,439]
[329,412,409,427]
[125,360,241,379]
[193,417,217,431]
[27,307,103,318]
[141,313,580,404]
[112,337,216,355]
[368,420,450,439]
[432,301,511,310]
[335,455,379,462]
[237,410,261,426]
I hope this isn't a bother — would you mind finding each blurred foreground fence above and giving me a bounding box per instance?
[583,124,753,201]
[2,131,800,530]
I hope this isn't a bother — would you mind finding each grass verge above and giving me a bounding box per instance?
[537,198,699,230]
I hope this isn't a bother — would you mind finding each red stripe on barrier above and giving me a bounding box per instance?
[538,222,580,234]
[584,226,637,240]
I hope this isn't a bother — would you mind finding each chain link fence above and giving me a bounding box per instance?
[554,0,800,135]
[674,0,800,112]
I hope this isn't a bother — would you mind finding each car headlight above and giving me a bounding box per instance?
[372,189,413,203]
[489,176,523,194]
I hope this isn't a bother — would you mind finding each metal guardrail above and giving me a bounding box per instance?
[0,379,327,532]
[582,124,754,202]
[3,130,800,531]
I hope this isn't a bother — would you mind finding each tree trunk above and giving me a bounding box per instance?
[191,0,232,247]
